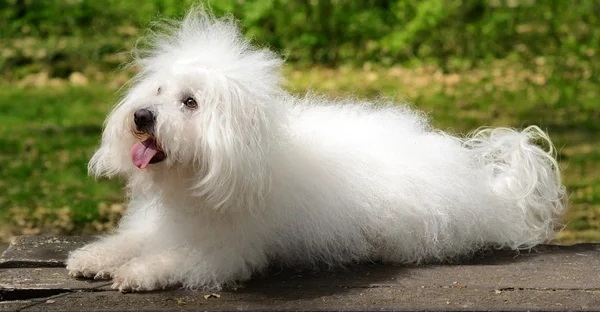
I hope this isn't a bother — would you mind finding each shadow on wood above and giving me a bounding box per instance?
[1,235,599,311]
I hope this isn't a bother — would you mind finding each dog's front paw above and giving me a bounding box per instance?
[66,247,116,280]
[111,260,172,292]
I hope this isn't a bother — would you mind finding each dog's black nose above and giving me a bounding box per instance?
[133,108,155,132]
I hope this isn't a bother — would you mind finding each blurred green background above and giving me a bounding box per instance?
[0,0,598,243]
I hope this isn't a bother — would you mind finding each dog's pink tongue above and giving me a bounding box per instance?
[131,139,159,169]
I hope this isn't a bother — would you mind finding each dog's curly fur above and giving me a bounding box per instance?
[66,8,566,292]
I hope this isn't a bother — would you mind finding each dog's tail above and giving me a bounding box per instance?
[464,126,566,249]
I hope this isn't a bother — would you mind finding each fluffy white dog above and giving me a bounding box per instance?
[67,9,566,292]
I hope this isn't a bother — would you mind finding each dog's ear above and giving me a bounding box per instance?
[188,86,281,213]
[88,100,137,178]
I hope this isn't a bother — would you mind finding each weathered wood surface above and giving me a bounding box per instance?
[0,235,599,311]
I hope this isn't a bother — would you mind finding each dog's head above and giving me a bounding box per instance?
[90,8,284,210]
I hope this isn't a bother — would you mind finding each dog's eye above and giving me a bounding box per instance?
[183,97,198,109]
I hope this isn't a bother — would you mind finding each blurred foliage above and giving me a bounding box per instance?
[1,0,599,69]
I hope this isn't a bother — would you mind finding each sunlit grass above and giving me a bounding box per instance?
[0,61,598,243]
[0,86,124,238]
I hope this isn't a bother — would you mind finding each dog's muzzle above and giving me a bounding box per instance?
[131,108,165,169]
[133,108,155,134]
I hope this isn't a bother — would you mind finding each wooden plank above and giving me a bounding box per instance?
[0,236,95,268]
[1,236,599,311]
[5,285,600,311]
[0,268,111,291]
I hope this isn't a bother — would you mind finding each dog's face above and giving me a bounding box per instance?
[129,85,195,170]
[125,72,211,170]
[88,10,283,210]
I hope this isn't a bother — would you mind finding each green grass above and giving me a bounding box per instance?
[1,0,598,245]
[0,60,598,243]
[0,86,124,236]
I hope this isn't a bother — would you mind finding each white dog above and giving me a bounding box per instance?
[67,9,566,292]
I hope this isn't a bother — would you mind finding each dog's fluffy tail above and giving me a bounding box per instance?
[464,126,566,249]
